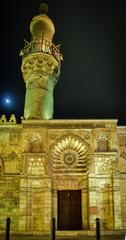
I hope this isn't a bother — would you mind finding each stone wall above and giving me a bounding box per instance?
[0,175,20,230]
[0,120,22,231]
[117,126,126,229]
[0,118,125,233]
[19,177,51,232]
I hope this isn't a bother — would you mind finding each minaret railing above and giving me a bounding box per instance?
[21,39,62,63]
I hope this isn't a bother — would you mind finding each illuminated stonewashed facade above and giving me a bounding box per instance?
[0,3,126,237]
[0,117,126,234]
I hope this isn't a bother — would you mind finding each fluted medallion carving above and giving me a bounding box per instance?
[51,136,89,173]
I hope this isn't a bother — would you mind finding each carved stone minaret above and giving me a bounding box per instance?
[20,3,62,119]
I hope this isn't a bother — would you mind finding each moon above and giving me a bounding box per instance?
[3,97,12,107]
[5,98,10,104]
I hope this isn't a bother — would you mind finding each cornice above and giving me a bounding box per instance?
[22,119,118,129]
[0,124,23,131]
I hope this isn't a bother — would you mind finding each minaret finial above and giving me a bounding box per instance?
[39,3,48,14]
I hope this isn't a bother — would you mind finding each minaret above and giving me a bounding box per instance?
[20,3,62,119]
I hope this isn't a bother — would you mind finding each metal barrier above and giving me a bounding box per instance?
[4,216,101,240]
[51,217,55,240]
[96,218,100,240]
[5,217,10,240]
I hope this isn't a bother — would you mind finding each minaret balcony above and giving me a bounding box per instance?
[20,39,62,63]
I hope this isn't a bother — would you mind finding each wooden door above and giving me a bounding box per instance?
[58,190,82,230]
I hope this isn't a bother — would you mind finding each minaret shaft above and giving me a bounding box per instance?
[20,3,62,119]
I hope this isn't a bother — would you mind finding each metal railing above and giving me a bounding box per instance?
[20,39,62,63]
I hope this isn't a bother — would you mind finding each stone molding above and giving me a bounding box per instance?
[22,119,118,129]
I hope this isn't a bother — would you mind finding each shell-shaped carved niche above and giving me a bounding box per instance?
[97,133,109,152]
[29,133,44,153]
[51,135,89,174]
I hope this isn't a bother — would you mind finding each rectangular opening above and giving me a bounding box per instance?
[58,190,82,230]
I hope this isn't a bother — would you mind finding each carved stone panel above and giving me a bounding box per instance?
[27,157,45,176]
[93,155,116,175]
[50,134,90,174]
[10,132,20,145]
[23,133,44,153]
[53,176,87,190]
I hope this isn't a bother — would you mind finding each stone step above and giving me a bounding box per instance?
[0,235,125,240]
[58,236,125,240]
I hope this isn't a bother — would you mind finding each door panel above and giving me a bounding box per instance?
[58,190,82,230]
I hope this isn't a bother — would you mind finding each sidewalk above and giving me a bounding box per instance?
[0,235,125,240]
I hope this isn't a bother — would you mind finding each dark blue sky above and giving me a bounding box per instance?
[0,0,126,124]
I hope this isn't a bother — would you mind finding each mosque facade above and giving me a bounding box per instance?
[0,3,126,237]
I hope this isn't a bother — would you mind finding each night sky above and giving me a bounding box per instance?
[0,0,126,125]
